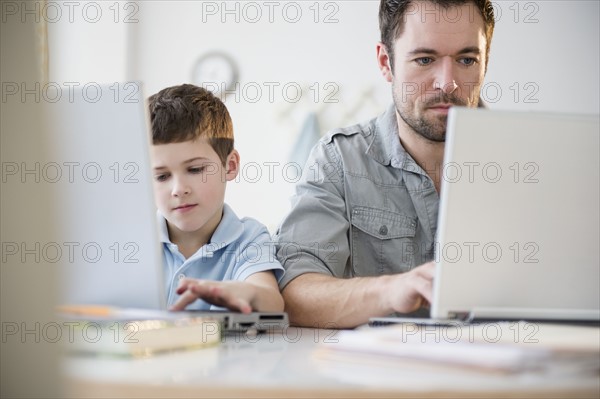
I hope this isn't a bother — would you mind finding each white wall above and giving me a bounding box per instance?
[47,3,128,84]
[485,1,600,113]
[128,1,388,232]
[47,0,600,231]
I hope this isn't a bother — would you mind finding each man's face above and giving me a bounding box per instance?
[388,2,487,142]
[150,138,236,238]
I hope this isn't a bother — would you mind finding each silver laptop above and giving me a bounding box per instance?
[48,82,287,331]
[372,108,600,325]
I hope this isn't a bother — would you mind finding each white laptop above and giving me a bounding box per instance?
[47,82,287,331]
[371,108,600,325]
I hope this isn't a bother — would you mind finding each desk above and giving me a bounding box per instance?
[64,327,600,398]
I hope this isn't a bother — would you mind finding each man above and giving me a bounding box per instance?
[275,0,495,328]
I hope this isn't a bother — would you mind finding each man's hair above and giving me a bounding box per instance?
[148,84,234,166]
[379,0,495,71]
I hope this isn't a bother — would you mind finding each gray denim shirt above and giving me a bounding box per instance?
[275,105,439,289]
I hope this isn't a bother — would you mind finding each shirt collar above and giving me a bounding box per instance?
[156,203,244,248]
[366,104,416,171]
[157,211,171,244]
[366,102,487,173]
[209,203,244,247]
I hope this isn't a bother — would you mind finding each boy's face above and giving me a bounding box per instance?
[150,138,239,239]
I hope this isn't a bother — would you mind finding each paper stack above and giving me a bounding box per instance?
[315,321,600,373]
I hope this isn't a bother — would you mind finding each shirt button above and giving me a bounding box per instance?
[379,225,388,236]
[178,274,186,280]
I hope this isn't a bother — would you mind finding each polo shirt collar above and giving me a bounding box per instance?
[156,203,244,248]
[157,212,170,244]
[210,203,244,247]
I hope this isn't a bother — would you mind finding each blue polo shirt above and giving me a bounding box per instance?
[158,204,284,310]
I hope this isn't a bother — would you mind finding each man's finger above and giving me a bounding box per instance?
[415,275,433,304]
[416,261,436,280]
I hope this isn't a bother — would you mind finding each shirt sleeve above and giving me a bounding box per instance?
[274,136,351,289]
[232,221,285,283]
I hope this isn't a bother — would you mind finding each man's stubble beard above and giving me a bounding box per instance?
[392,80,469,143]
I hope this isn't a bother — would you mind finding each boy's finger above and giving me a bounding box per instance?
[169,290,197,311]
[235,299,252,314]
[177,279,208,295]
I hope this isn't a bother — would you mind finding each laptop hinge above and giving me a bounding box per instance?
[447,311,471,321]
[467,307,600,323]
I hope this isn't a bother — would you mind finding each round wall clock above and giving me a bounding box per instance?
[191,51,239,96]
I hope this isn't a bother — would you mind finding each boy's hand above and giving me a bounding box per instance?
[169,278,254,313]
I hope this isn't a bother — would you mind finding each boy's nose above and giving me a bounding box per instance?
[172,188,190,197]
[171,179,191,197]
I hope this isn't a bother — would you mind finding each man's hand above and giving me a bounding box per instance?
[169,279,255,313]
[386,261,435,314]
[282,261,436,328]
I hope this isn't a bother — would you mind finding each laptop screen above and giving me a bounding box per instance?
[432,108,599,321]
[47,82,166,309]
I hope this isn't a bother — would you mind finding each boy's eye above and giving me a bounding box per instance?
[415,57,433,66]
[155,173,169,182]
[189,166,206,174]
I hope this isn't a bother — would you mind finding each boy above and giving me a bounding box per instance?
[148,84,284,313]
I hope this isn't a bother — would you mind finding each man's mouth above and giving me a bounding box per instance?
[428,103,453,110]
[427,104,453,114]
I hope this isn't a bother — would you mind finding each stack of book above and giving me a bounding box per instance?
[58,306,221,357]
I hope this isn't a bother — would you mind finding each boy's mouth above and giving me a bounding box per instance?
[173,204,197,212]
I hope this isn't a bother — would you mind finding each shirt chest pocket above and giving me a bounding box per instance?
[350,206,418,276]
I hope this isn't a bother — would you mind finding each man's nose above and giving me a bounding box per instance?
[432,57,458,95]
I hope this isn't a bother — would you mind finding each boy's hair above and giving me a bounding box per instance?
[148,84,234,166]
[379,0,495,72]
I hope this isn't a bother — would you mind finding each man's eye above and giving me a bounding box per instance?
[415,57,433,66]
[459,57,477,66]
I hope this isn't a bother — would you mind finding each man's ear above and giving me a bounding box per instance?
[224,149,240,182]
[376,42,394,83]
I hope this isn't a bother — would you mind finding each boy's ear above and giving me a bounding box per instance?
[224,149,240,181]
[376,42,394,83]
